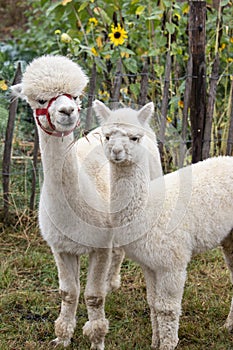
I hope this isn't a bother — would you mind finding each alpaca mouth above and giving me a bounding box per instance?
[57,120,77,128]
[112,157,126,164]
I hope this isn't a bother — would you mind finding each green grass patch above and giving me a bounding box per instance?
[1,215,233,349]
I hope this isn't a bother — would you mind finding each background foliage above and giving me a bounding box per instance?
[1,0,233,105]
[1,2,233,349]
[1,0,233,211]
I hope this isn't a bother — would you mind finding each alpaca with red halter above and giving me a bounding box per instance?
[11,55,125,350]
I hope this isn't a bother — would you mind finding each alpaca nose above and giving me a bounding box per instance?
[112,144,124,155]
[59,106,75,116]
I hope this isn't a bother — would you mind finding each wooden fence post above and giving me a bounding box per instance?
[202,54,220,159]
[226,79,233,156]
[29,125,39,212]
[180,55,193,168]
[189,1,206,163]
[159,51,171,160]
[85,61,97,130]
[202,0,222,159]
[111,59,122,103]
[2,62,22,219]
[138,57,149,106]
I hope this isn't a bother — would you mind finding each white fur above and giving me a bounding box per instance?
[11,55,124,350]
[99,110,233,350]
[11,55,169,349]
[16,55,88,106]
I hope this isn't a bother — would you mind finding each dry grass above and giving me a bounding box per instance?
[1,213,233,349]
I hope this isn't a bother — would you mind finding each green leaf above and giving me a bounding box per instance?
[146,10,163,20]
[181,2,189,14]
[166,22,176,35]
[118,46,135,55]
[129,83,140,98]
[78,2,89,12]
[95,58,108,73]
[147,48,160,56]
[46,2,62,16]
[163,0,172,8]
[153,64,164,77]
[135,6,145,16]
[221,0,230,6]
[93,7,111,25]
[123,58,138,74]
[155,35,167,48]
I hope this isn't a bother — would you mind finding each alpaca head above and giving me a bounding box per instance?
[11,55,89,136]
[93,100,154,165]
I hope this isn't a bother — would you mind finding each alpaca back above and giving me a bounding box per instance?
[146,156,233,256]
[122,156,233,270]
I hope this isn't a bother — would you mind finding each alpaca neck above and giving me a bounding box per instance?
[109,159,150,227]
[38,129,77,184]
[38,127,112,247]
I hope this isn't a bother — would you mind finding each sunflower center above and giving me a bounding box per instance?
[114,32,121,39]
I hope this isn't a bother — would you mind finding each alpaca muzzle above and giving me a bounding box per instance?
[35,94,80,137]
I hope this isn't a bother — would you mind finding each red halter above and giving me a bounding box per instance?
[35,94,80,137]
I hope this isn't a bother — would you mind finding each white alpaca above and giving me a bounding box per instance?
[93,100,162,246]
[95,100,233,350]
[11,55,126,350]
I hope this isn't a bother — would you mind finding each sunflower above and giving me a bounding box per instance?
[91,47,98,56]
[89,17,98,26]
[108,24,128,46]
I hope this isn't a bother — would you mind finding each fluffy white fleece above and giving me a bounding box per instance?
[99,106,233,350]
[11,59,163,350]
[22,55,88,102]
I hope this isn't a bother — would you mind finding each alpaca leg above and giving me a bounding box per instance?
[142,266,159,349]
[106,248,125,292]
[154,269,186,350]
[51,251,80,347]
[222,233,233,332]
[83,249,111,350]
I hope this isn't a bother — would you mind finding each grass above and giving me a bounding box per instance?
[1,213,233,350]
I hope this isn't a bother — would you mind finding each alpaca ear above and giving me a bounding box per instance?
[137,102,154,126]
[92,99,111,125]
[11,83,25,100]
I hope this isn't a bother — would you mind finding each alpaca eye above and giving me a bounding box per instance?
[73,96,81,107]
[130,137,139,142]
[105,136,110,141]
[38,99,47,105]
[74,96,82,104]
[75,95,83,100]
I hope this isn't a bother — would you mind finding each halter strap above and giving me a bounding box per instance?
[35,94,80,137]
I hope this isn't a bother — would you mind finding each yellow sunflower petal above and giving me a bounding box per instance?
[96,36,103,48]
[0,80,8,91]
[89,17,98,26]
[91,47,98,56]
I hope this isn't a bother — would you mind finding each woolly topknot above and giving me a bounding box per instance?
[22,55,89,101]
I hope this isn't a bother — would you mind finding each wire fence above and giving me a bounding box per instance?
[1,66,233,212]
